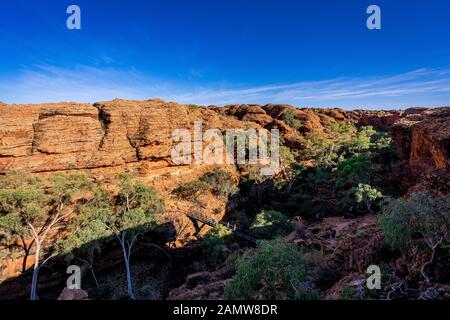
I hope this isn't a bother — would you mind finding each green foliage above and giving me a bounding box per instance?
[275,146,302,190]
[203,225,231,266]
[346,126,394,154]
[224,239,322,300]
[250,210,293,238]
[443,240,450,253]
[378,191,450,253]
[301,131,334,166]
[50,172,93,202]
[340,183,383,214]
[60,206,112,262]
[173,168,237,199]
[340,285,355,300]
[300,121,354,167]
[112,173,164,233]
[187,104,202,110]
[328,121,354,145]
[0,170,108,283]
[347,126,376,152]
[0,170,43,189]
[371,131,394,151]
[199,168,237,197]
[279,146,296,168]
[336,155,372,189]
[61,174,164,261]
[172,181,209,200]
[0,171,47,243]
[0,171,96,245]
[281,110,302,129]
[118,173,164,217]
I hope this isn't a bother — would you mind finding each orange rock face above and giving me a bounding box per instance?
[391,107,450,174]
[0,99,254,174]
[348,109,404,131]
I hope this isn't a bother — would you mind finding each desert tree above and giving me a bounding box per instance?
[348,126,376,152]
[105,173,164,299]
[336,155,372,189]
[250,210,293,239]
[0,171,47,274]
[30,172,95,300]
[340,183,383,214]
[0,171,95,299]
[58,183,111,289]
[60,173,164,299]
[277,146,304,194]
[172,180,209,201]
[378,191,450,285]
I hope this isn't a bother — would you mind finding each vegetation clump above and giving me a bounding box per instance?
[224,239,322,300]
[203,224,232,266]
[281,110,302,129]
[378,191,449,284]
[378,191,449,253]
[250,210,293,238]
[172,168,237,200]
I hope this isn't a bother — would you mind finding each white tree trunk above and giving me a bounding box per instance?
[30,242,41,300]
[119,234,135,299]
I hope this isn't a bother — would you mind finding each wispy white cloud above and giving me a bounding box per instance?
[1,64,449,109]
[169,68,450,108]
[0,64,173,104]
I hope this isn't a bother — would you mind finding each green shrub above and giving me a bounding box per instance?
[188,104,202,110]
[199,168,237,197]
[339,183,383,214]
[300,132,333,165]
[378,191,450,253]
[281,110,302,129]
[336,155,372,189]
[172,181,209,200]
[250,210,293,238]
[371,131,394,151]
[348,126,376,152]
[327,121,354,146]
[173,169,237,200]
[443,240,450,253]
[224,239,322,300]
[340,285,355,300]
[203,225,232,266]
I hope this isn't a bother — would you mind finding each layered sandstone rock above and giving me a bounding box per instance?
[0,99,255,174]
[217,103,350,134]
[390,107,450,174]
[348,109,404,131]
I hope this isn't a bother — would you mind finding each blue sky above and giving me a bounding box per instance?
[0,0,449,108]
